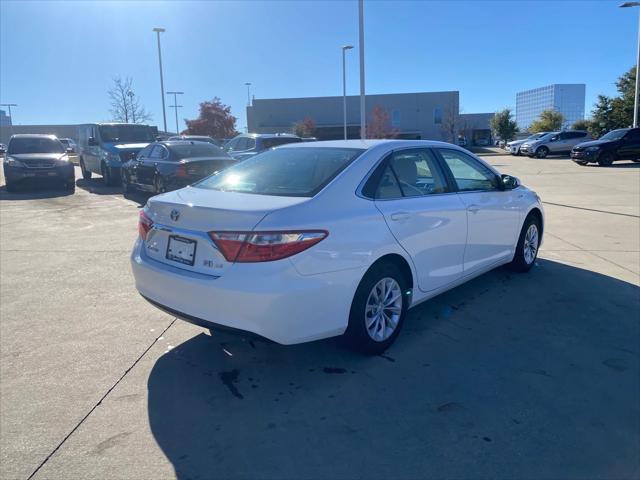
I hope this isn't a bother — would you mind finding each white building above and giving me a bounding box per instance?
[516,84,585,131]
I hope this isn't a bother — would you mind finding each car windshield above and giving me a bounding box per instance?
[195,147,364,197]
[8,137,65,154]
[599,129,628,141]
[168,143,229,159]
[99,125,155,143]
[528,133,547,140]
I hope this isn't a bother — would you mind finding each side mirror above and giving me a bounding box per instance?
[88,137,98,146]
[501,174,520,190]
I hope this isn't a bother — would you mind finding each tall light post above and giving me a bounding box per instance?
[245,82,252,107]
[127,91,135,123]
[0,103,17,136]
[167,91,184,134]
[620,2,640,127]
[341,45,354,140]
[358,0,366,139]
[153,27,168,133]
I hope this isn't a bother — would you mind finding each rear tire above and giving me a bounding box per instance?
[101,162,117,186]
[598,151,615,167]
[344,262,408,354]
[508,214,541,273]
[535,146,549,159]
[80,158,91,180]
[64,181,75,194]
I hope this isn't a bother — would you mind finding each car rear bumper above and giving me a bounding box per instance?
[131,238,361,344]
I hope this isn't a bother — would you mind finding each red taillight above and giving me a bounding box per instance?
[138,211,153,240]
[209,231,328,263]
[175,164,187,177]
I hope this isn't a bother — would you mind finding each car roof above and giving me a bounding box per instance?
[277,139,458,150]
[240,133,301,139]
[161,140,219,147]
[10,134,59,140]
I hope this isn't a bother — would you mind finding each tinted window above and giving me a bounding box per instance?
[137,145,153,158]
[234,138,248,151]
[389,149,448,197]
[98,125,155,143]
[625,129,640,141]
[8,137,65,154]
[149,145,166,159]
[169,143,228,158]
[262,137,302,149]
[245,137,256,150]
[438,149,498,192]
[195,147,364,197]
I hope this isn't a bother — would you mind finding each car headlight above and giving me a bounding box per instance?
[4,156,26,167]
[585,146,600,152]
[55,155,71,165]
[105,152,121,163]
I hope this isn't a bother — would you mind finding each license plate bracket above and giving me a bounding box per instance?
[166,235,197,266]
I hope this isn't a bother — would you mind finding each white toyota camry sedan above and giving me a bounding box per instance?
[131,140,544,354]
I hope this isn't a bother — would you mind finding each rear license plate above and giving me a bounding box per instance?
[166,235,197,266]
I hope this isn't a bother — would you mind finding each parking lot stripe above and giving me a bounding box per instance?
[543,201,640,219]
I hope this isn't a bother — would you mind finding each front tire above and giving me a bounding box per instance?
[535,146,549,159]
[509,214,541,273]
[575,160,588,166]
[344,262,408,354]
[80,158,91,180]
[598,151,615,167]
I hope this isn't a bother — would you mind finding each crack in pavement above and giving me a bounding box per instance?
[26,318,177,480]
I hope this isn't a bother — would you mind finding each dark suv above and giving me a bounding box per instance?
[223,133,303,161]
[571,128,640,166]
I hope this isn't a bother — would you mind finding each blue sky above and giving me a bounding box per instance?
[0,0,636,132]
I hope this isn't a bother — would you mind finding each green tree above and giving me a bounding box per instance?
[571,119,593,131]
[489,108,519,142]
[589,65,635,138]
[529,109,564,133]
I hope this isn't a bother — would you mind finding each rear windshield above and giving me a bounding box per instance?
[261,137,302,149]
[194,147,364,197]
[8,137,65,154]
[168,143,229,159]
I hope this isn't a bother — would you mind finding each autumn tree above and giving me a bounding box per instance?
[366,106,398,139]
[108,76,152,124]
[184,97,238,138]
[529,109,564,133]
[292,117,316,137]
[490,108,519,142]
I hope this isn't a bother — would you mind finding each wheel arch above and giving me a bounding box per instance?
[366,253,415,291]
[525,207,544,239]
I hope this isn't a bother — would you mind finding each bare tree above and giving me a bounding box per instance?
[108,76,152,123]
[440,105,467,143]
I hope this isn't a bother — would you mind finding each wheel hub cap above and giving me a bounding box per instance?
[365,277,402,342]
[524,224,539,264]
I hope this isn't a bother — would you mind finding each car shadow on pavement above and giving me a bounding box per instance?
[0,182,74,201]
[75,178,123,195]
[147,259,640,480]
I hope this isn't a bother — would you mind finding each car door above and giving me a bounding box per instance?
[548,132,570,154]
[618,129,640,159]
[137,145,164,186]
[436,148,521,274]
[130,145,153,185]
[372,148,468,293]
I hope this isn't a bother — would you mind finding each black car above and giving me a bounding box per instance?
[3,134,75,193]
[121,140,236,194]
[571,127,640,166]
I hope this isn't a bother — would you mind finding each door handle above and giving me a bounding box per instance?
[467,204,480,214]
[390,212,411,221]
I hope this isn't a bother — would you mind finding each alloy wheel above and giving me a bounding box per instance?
[523,224,539,265]
[365,277,402,342]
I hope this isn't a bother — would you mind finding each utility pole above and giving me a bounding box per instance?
[167,91,184,134]
[245,83,252,107]
[342,45,354,139]
[358,0,366,139]
[153,27,168,133]
[127,91,136,123]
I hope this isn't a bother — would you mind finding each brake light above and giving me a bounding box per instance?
[138,211,153,240]
[209,230,328,263]
[175,164,187,177]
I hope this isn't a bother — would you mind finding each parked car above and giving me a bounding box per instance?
[3,134,75,193]
[168,135,220,146]
[131,140,544,354]
[520,130,592,158]
[571,127,640,166]
[58,138,77,153]
[506,132,550,156]
[474,138,490,147]
[121,140,236,194]
[77,123,156,185]
[223,133,303,161]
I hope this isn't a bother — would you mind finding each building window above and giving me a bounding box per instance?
[434,107,442,125]
[391,109,400,127]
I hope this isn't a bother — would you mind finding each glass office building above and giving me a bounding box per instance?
[516,84,585,131]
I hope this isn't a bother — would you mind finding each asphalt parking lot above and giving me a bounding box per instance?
[1,154,639,480]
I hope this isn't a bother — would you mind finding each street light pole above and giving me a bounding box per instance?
[153,27,168,133]
[620,2,640,127]
[166,91,184,134]
[342,45,354,140]
[245,83,252,107]
[127,91,136,123]
[358,0,366,139]
[0,103,17,136]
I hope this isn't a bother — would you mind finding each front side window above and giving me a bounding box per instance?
[195,147,364,197]
[148,145,165,159]
[8,137,65,154]
[438,149,498,192]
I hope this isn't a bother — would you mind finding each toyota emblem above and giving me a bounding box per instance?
[170,209,180,222]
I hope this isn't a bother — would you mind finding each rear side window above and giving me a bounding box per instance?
[195,147,364,197]
[169,143,227,159]
[437,149,498,192]
[262,137,302,149]
[626,129,640,141]
[8,137,65,154]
